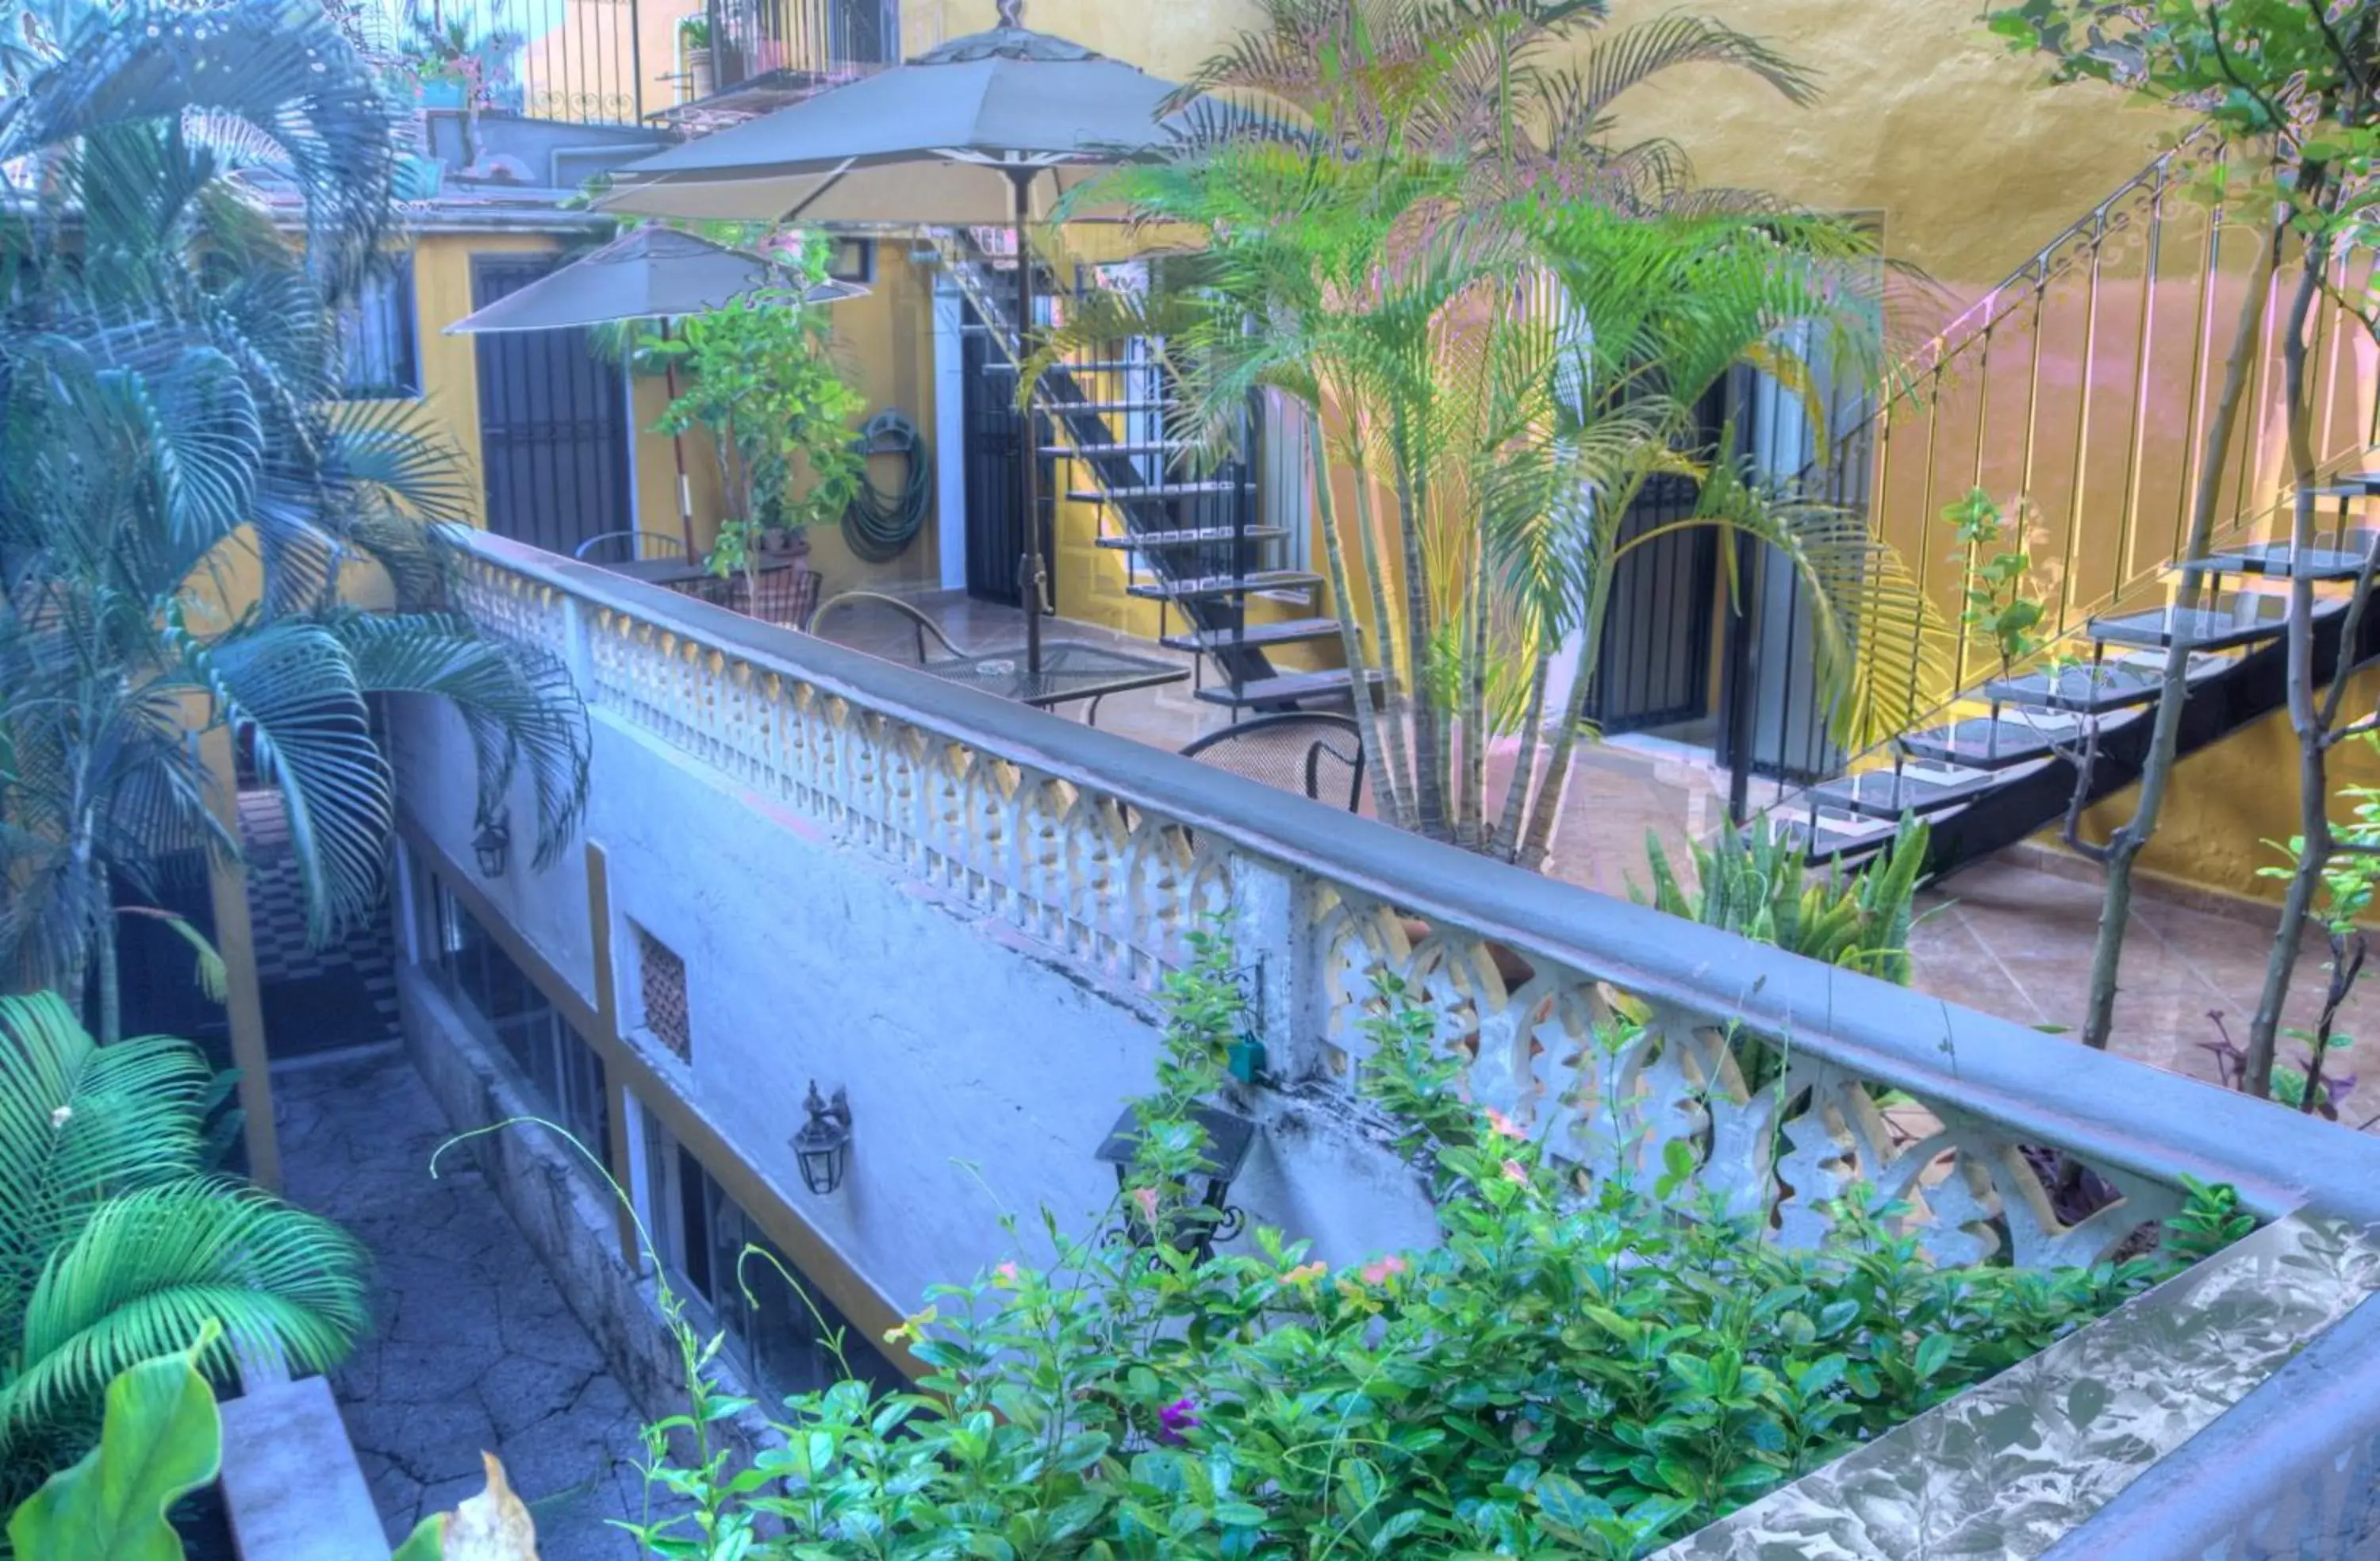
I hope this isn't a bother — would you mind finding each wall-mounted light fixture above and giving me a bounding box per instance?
[1093,1103,1256,1264]
[472,808,512,878]
[793,1081,853,1195]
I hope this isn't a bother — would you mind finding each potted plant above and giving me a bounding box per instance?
[650,242,865,593]
[401,3,524,171]
[678,15,714,102]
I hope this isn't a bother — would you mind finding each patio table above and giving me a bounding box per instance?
[913,639,1188,727]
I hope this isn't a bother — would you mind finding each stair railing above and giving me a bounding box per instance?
[1755,128,2380,784]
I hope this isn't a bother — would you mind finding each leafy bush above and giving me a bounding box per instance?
[1634,815,1930,984]
[0,995,366,1503]
[624,932,2199,1559]
[6,1337,221,1561]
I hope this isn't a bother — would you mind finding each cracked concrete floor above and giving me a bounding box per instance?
[275,1050,653,1557]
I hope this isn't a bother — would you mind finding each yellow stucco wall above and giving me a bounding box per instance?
[407,228,942,593]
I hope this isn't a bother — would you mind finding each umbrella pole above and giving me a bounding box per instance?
[661,318,698,560]
[1010,165,1045,676]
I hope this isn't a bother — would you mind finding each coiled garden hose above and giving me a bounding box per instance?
[841,409,932,564]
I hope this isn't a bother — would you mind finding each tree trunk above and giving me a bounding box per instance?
[1308,428,1400,827]
[1346,433,1417,826]
[1393,440,1446,839]
[1514,567,1613,869]
[2075,223,2283,1049]
[1494,648,1553,858]
[2246,240,2344,1095]
[94,899,120,1046]
[1457,514,1489,850]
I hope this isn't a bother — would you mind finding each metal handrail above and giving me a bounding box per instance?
[1752,128,2378,787]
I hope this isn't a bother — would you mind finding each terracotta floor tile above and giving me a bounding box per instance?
[819,593,2380,1125]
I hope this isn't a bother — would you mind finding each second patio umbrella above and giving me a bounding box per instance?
[443,225,869,554]
[598,0,1185,673]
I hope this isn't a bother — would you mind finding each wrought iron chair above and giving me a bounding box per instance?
[571,530,688,564]
[807,590,968,661]
[1179,713,1365,812]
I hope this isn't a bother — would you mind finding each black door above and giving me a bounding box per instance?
[471,255,633,558]
[960,299,1051,606]
[1587,385,1728,735]
[1588,474,1719,734]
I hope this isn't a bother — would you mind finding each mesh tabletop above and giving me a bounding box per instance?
[916,641,1188,707]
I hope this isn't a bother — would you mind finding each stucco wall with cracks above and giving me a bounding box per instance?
[390,692,1442,1321]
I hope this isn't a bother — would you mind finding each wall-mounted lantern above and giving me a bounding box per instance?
[1093,1103,1257,1264]
[793,1081,853,1195]
[472,808,512,878]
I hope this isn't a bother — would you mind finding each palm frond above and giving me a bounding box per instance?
[0,995,213,1332]
[332,612,593,870]
[168,612,390,945]
[2,1177,367,1450]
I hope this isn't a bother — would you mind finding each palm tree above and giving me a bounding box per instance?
[1051,0,1942,865]
[0,991,366,1500]
[0,0,592,1035]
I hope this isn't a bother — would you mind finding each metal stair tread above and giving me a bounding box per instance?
[2201,535,2378,580]
[1810,761,2016,819]
[1898,711,2104,769]
[1127,570,1323,601]
[1045,441,1203,457]
[1982,663,2164,714]
[982,360,1143,374]
[1070,481,1251,501]
[1779,807,1909,866]
[1194,668,1384,708]
[1095,524,1287,550]
[2087,603,2297,651]
[1160,617,1347,653]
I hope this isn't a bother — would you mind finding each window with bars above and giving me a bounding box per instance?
[420,876,612,1175]
[634,925,691,1061]
[337,258,420,399]
[639,1113,903,1400]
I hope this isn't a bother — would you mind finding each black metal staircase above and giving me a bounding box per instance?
[1779,495,2380,873]
[936,236,1372,714]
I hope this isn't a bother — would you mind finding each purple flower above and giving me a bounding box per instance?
[1156,1397,1200,1445]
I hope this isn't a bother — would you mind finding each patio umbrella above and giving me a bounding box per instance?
[440,225,868,335]
[443,225,869,554]
[597,0,1186,673]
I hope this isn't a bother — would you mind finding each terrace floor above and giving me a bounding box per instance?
[275,1049,651,1557]
[812,587,2379,1118]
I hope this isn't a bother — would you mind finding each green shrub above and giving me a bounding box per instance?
[623,931,2195,1559]
[1634,814,1930,984]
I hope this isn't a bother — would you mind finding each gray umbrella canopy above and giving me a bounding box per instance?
[596,5,1189,673]
[442,226,869,335]
[594,16,1182,226]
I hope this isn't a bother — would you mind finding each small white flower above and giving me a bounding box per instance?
[49,1106,71,1130]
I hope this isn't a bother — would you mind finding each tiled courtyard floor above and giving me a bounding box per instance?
[826,589,2379,1115]
[275,1051,653,1557]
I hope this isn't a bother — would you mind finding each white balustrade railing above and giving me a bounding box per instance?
[448,527,2380,1555]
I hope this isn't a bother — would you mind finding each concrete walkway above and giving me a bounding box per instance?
[274,1049,654,1557]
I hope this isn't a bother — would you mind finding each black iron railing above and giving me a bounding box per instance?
[705,0,898,94]
[1736,131,2380,785]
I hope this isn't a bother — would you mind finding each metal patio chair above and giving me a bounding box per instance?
[571,530,687,564]
[808,590,967,661]
[1179,712,1366,812]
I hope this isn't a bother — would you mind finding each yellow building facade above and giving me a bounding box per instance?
[387,0,2380,907]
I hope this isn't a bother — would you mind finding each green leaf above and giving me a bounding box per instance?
[391,1515,447,1561]
[1915,1333,1955,1381]
[6,1348,222,1561]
